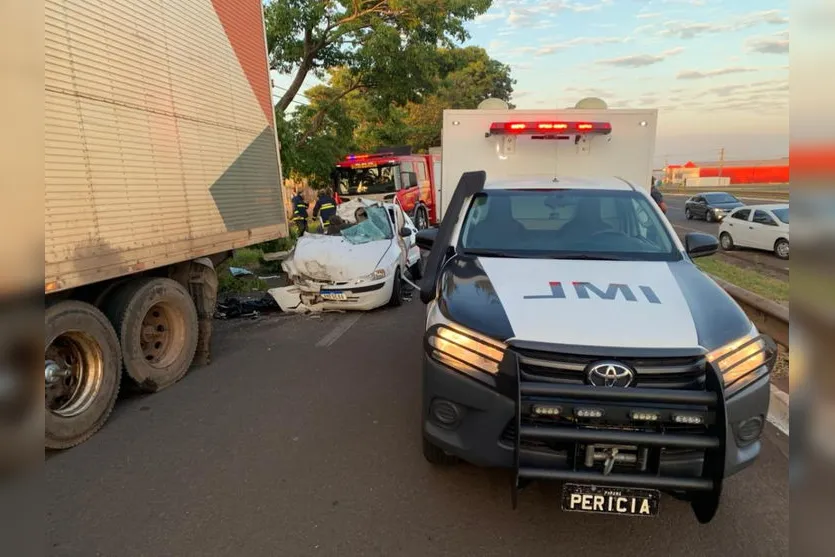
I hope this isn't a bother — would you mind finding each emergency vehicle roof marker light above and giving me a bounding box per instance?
[345,152,394,161]
[486,121,612,136]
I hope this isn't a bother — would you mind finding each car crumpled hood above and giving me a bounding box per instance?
[286,234,392,282]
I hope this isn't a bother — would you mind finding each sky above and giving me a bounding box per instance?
[270,0,789,166]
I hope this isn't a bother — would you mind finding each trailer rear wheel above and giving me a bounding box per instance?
[45,301,121,449]
[105,278,198,392]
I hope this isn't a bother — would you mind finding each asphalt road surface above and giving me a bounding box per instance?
[664,194,790,276]
[45,302,789,557]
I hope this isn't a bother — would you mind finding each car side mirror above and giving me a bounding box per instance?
[685,232,719,259]
[415,228,437,250]
[399,226,412,238]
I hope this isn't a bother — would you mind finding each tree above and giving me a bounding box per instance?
[400,46,515,150]
[264,0,490,113]
[279,45,515,185]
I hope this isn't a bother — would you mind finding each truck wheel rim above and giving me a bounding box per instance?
[45,332,104,417]
[140,302,185,368]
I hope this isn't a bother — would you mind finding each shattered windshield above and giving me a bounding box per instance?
[340,206,393,244]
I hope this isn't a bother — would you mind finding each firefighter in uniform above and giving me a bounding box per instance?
[291,190,308,237]
[312,188,338,232]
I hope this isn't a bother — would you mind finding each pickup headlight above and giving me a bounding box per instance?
[427,323,506,376]
[706,331,774,396]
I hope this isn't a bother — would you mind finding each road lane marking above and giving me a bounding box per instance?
[316,314,362,347]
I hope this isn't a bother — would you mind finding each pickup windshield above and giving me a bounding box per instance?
[334,164,400,196]
[459,189,680,261]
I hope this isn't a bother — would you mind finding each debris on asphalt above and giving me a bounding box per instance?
[214,294,280,320]
[229,266,255,277]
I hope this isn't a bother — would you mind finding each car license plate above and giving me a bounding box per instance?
[561,484,659,517]
[320,290,347,301]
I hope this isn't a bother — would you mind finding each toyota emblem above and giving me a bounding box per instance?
[586,361,635,388]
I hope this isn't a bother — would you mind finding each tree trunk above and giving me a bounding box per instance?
[276,57,314,113]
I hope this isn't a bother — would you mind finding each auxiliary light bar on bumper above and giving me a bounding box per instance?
[502,333,776,524]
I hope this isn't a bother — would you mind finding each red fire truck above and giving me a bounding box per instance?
[332,146,441,229]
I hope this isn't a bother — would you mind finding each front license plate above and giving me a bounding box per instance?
[320,290,347,301]
[561,484,659,517]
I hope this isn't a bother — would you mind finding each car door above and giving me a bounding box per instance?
[693,196,707,217]
[725,208,752,246]
[750,209,780,250]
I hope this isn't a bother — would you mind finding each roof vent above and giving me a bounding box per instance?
[574,97,608,109]
[478,98,510,110]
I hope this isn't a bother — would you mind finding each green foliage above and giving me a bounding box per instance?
[266,2,514,185]
[265,0,491,113]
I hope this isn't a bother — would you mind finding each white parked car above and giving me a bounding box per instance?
[718,204,789,259]
[271,198,421,312]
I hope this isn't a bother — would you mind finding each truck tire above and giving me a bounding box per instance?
[104,278,198,392]
[423,437,458,466]
[45,301,122,449]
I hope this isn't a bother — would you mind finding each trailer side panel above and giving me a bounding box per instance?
[45,0,286,292]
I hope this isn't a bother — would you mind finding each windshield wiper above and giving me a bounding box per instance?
[543,253,626,261]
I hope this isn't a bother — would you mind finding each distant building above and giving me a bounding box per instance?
[663,158,789,187]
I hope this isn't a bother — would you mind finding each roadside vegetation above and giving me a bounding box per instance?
[218,236,297,295]
[695,256,789,304]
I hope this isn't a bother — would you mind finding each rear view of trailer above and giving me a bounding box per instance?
[43,0,285,450]
[45,0,286,292]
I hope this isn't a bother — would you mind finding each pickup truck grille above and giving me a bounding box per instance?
[513,347,707,390]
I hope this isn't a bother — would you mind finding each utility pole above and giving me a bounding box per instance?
[718,147,725,180]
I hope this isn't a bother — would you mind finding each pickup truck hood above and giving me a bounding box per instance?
[436,256,752,352]
[287,234,391,282]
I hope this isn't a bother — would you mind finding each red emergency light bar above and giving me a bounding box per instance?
[488,121,612,136]
[344,152,394,161]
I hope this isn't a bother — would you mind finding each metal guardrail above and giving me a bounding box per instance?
[710,275,789,348]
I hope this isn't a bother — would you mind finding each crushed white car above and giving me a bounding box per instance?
[270,198,422,313]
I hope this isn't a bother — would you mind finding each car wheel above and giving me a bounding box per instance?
[774,238,789,260]
[387,268,403,307]
[422,437,458,466]
[684,207,692,220]
[720,232,734,251]
[705,210,714,223]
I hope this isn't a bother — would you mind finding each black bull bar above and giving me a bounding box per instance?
[492,342,765,524]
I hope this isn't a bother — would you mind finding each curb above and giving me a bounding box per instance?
[768,384,790,436]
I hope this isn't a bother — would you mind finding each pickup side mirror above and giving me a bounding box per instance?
[399,226,412,238]
[685,232,719,259]
[415,228,437,250]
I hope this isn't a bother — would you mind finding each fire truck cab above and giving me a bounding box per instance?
[333,146,441,230]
